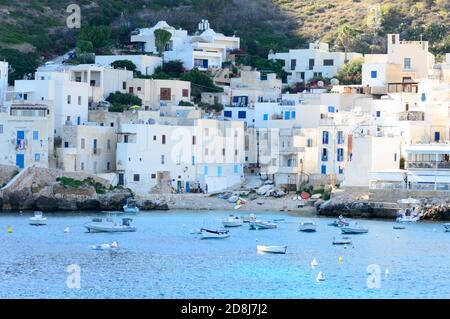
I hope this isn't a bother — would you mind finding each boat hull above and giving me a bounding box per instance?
[249,221,277,230]
[257,245,287,254]
[85,223,136,233]
[298,224,317,232]
[341,227,368,235]
[222,221,242,227]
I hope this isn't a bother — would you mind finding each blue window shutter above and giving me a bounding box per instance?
[284,112,290,120]
[224,110,232,117]
[192,156,195,165]
[33,131,39,140]
[238,111,246,119]
[321,165,326,175]
[234,164,238,174]
[232,96,239,103]
[204,166,208,176]
[371,70,377,78]
[291,111,296,119]
[217,166,222,177]
[263,114,268,121]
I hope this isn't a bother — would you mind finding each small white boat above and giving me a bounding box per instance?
[249,220,277,230]
[242,214,257,223]
[257,245,287,254]
[341,225,368,234]
[444,223,450,232]
[316,271,325,282]
[222,215,243,227]
[85,217,136,233]
[200,228,230,239]
[332,236,352,245]
[298,221,318,232]
[396,214,420,223]
[91,241,119,250]
[29,211,47,226]
[64,227,70,233]
[234,204,242,210]
[123,198,140,214]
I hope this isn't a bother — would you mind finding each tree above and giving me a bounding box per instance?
[106,91,142,112]
[335,58,363,85]
[154,28,172,61]
[75,40,93,54]
[78,25,111,52]
[161,60,185,78]
[337,25,360,63]
[180,69,222,101]
[111,60,137,72]
[0,49,39,84]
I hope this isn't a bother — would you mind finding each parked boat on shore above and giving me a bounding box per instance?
[85,217,136,233]
[249,220,277,230]
[256,245,287,254]
[298,221,318,232]
[222,215,243,227]
[200,228,230,239]
[29,211,47,226]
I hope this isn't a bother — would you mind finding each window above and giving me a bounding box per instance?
[161,155,165,164]
[224,110,232,118]
[371,70,377,78]
[107,139,111,151]
[107,162,110,170]
[291,111,296,119]
[203,166,208,176]
[151,174,156,179]
[404,58,411,70]
[217,166,222,177]
[67,95,71,104]
[182,89,189,97]
[323,59,334,66]
[394,153,397,162]
[328,106,335,113]
[284,112,290,120]
[421,93,426,102]
[434,132,440,142]
[153,135,156,141]
[78,96,81,105]
[81,138,85,150]
[309,59,315,70]
[376,111,381,118]
[290,59,296,71]
[238,111,246,119]
[64,142,69,148]
[162,135,166,144]
[137,87,141,92]
[34,153,40,162]
[110,122,114,127]
[192,156,195,165]
[222,148,225,156]
[263,114,269,121]
[23,93,28,100]
[337,131,344,144]
[321,148,328,161]
[0,124,3,133]
[338,166,344,174]
[322,131,329,145]
[81,162,85,170]
[337,148,344,162]
[192,136,196,145]
[33,131,39,141]
[133,174,140,182]
[234,164,238,174]
[307,138,313,147]
[122,82,126,90]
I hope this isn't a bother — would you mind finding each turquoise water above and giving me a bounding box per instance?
[0,210,449,298]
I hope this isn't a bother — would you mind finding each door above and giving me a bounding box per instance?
[16,154,25,169]
[77,116,81,125]
[186,181,190,193]
[16,130,25,150]
[160,88,171,101]
[177,180,182,193]
[93,139,98,154]
[434,132,440,142]
[118,173,124,186]
[321,165,326,175]
[203,59,208,69]
[309,59,315,70]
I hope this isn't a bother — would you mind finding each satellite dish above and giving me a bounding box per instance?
[317,81,324,87]
[330,78,339,85]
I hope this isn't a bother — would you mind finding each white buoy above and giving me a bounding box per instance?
[255,238,258,242]
[64,227,70,233]
[316,271,325,282]
[311,258,318,269]
[344,245,348,249]
[385,268,390,276]
[111,241,118,248]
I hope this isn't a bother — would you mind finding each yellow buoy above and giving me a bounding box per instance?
[338,256,344,263]
[7,226,13,233]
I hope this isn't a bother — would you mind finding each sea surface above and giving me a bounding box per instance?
[0,210,449,299]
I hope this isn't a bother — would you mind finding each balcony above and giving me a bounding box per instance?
[407,161,450,169]
[397,111,424,121]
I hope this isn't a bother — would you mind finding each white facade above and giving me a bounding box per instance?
[131,20,240,70]
[0,61,7,108]
[116,119,245,195]
[14,71,89,137]
[95,55,162,76]
[56,124,116,174]
[0,102,54,169]
[268,42,363,85]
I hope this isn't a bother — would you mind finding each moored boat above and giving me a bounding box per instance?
[332,236,352,245]
[249,220,277,230]
[123,198,140,214]
[200,228,230,239]
[222,215,243,227]
[85,217,136,233]
[298,221,318,232]
[393,225,406,230]
[29,211,47,226]
[328,215,350,227]
[444,223,450,232]
[256,245,287,254]
[242,214,257,223]
[341,225,368,235]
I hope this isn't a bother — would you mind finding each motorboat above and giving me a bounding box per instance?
[242,214,257,223]
[200,228,230,239]
[328,215,350,227]
[396,213,420,223]
[123,198,140,214]
[396,198,421,223]
[85,217,136,233]
[332,236,353,245]
[298,221,318,232]
[29,211,47,226]
[341,225,368,235]
[249,220,277,230]
[222,215,243,227]
[256,245,287,254]
[444,223,450,232]
[91,241,119,250]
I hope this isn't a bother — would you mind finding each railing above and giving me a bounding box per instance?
[407,161,450,169]
[397,111,424,121]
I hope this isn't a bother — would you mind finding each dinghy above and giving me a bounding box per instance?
[222,215,243,227]
[332,236,352,245]
[341,225,368,234]
[29,211,47,226]
[242,214,257,223]
[298,221,318,232]
[123,198,140,214]
[200,228,230,239]
[256,245,287,254]
[249,220,277,230]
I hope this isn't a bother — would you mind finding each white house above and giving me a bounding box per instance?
[0,61,8,108]
[116,119,245,195]
[14,71,89,137]
[56,124,116,174]
[95,55,162,76]
[268,42,363,85]
[131,20,240,70]
[0,101,54,169]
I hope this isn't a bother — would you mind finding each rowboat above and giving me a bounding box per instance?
[256,245,287,254]
[341,226,368,235]
[222,215,243,227]
[200,228,230,239]
[29,211,47,226]
[249,220,277,230]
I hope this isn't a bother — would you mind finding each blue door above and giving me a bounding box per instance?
[16,154,24,169]
[217,166,222,177]
[203,59,208,69]
[77,116,81,125]
[321,165,326,175]
[16,130,25,149]
[434,132,440,142]
[186,181,190,193]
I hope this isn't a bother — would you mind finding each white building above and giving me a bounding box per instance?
[268,42,363,85]
[95,55,162,76]
[56,124,116,174]
[116,119,245,195]
[0,61,8,108]
[0,101,54,169]
[131,20,240,70]
[14,71,89,137]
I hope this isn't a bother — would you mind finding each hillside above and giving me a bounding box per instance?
[0,0,448,83]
